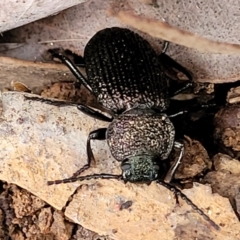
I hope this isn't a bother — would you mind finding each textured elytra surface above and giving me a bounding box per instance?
[85,27,168,114]
[107,108,174,161]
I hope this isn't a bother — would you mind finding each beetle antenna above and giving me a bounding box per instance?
[47,173,122,185]
[156,180,220,230]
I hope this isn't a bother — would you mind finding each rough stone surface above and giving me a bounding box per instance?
[173,137,212,179]
[0,183,104,239]
[214,103,240,154]
[65,181,238,240]
[0,91,240,239]
[227,86,240,104]
[0,0,87,32]
[2,0,240,82]
[0,91,112,209]
[11,184,46,218]
[213,153,240,174]
[203,153,240,215]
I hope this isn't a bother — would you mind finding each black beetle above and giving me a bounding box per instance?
[25,27,219,230]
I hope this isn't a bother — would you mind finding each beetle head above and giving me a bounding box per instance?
[121,155,159,183]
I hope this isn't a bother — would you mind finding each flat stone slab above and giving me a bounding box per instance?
[0,91,239,240]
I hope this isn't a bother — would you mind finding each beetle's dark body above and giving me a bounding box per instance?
[107,108,175,161]
[84,27,169,114]
[83,28,174,171]
[25,27,219,229]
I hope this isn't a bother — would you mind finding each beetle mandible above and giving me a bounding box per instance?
[25,27,219,230]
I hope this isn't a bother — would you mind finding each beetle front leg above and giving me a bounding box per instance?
[47,126,121,185]
[164,141,184,183]
[24,96,113,122]
[70,128,107,177]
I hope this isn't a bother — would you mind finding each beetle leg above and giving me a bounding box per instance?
[168,102,217,118]
[159,52,193,97]
[48,128,108,185]
[60,49,85,67]
[76,105,113,122]
[57,128,107,180]
[49,48,92,92]
[24,96,113,122]
[164,141,184,183]
[87,128,107,167]
[168,111,188,118]
[70,128,107,178]
[169,81,193,97]
[159,53,193,82]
